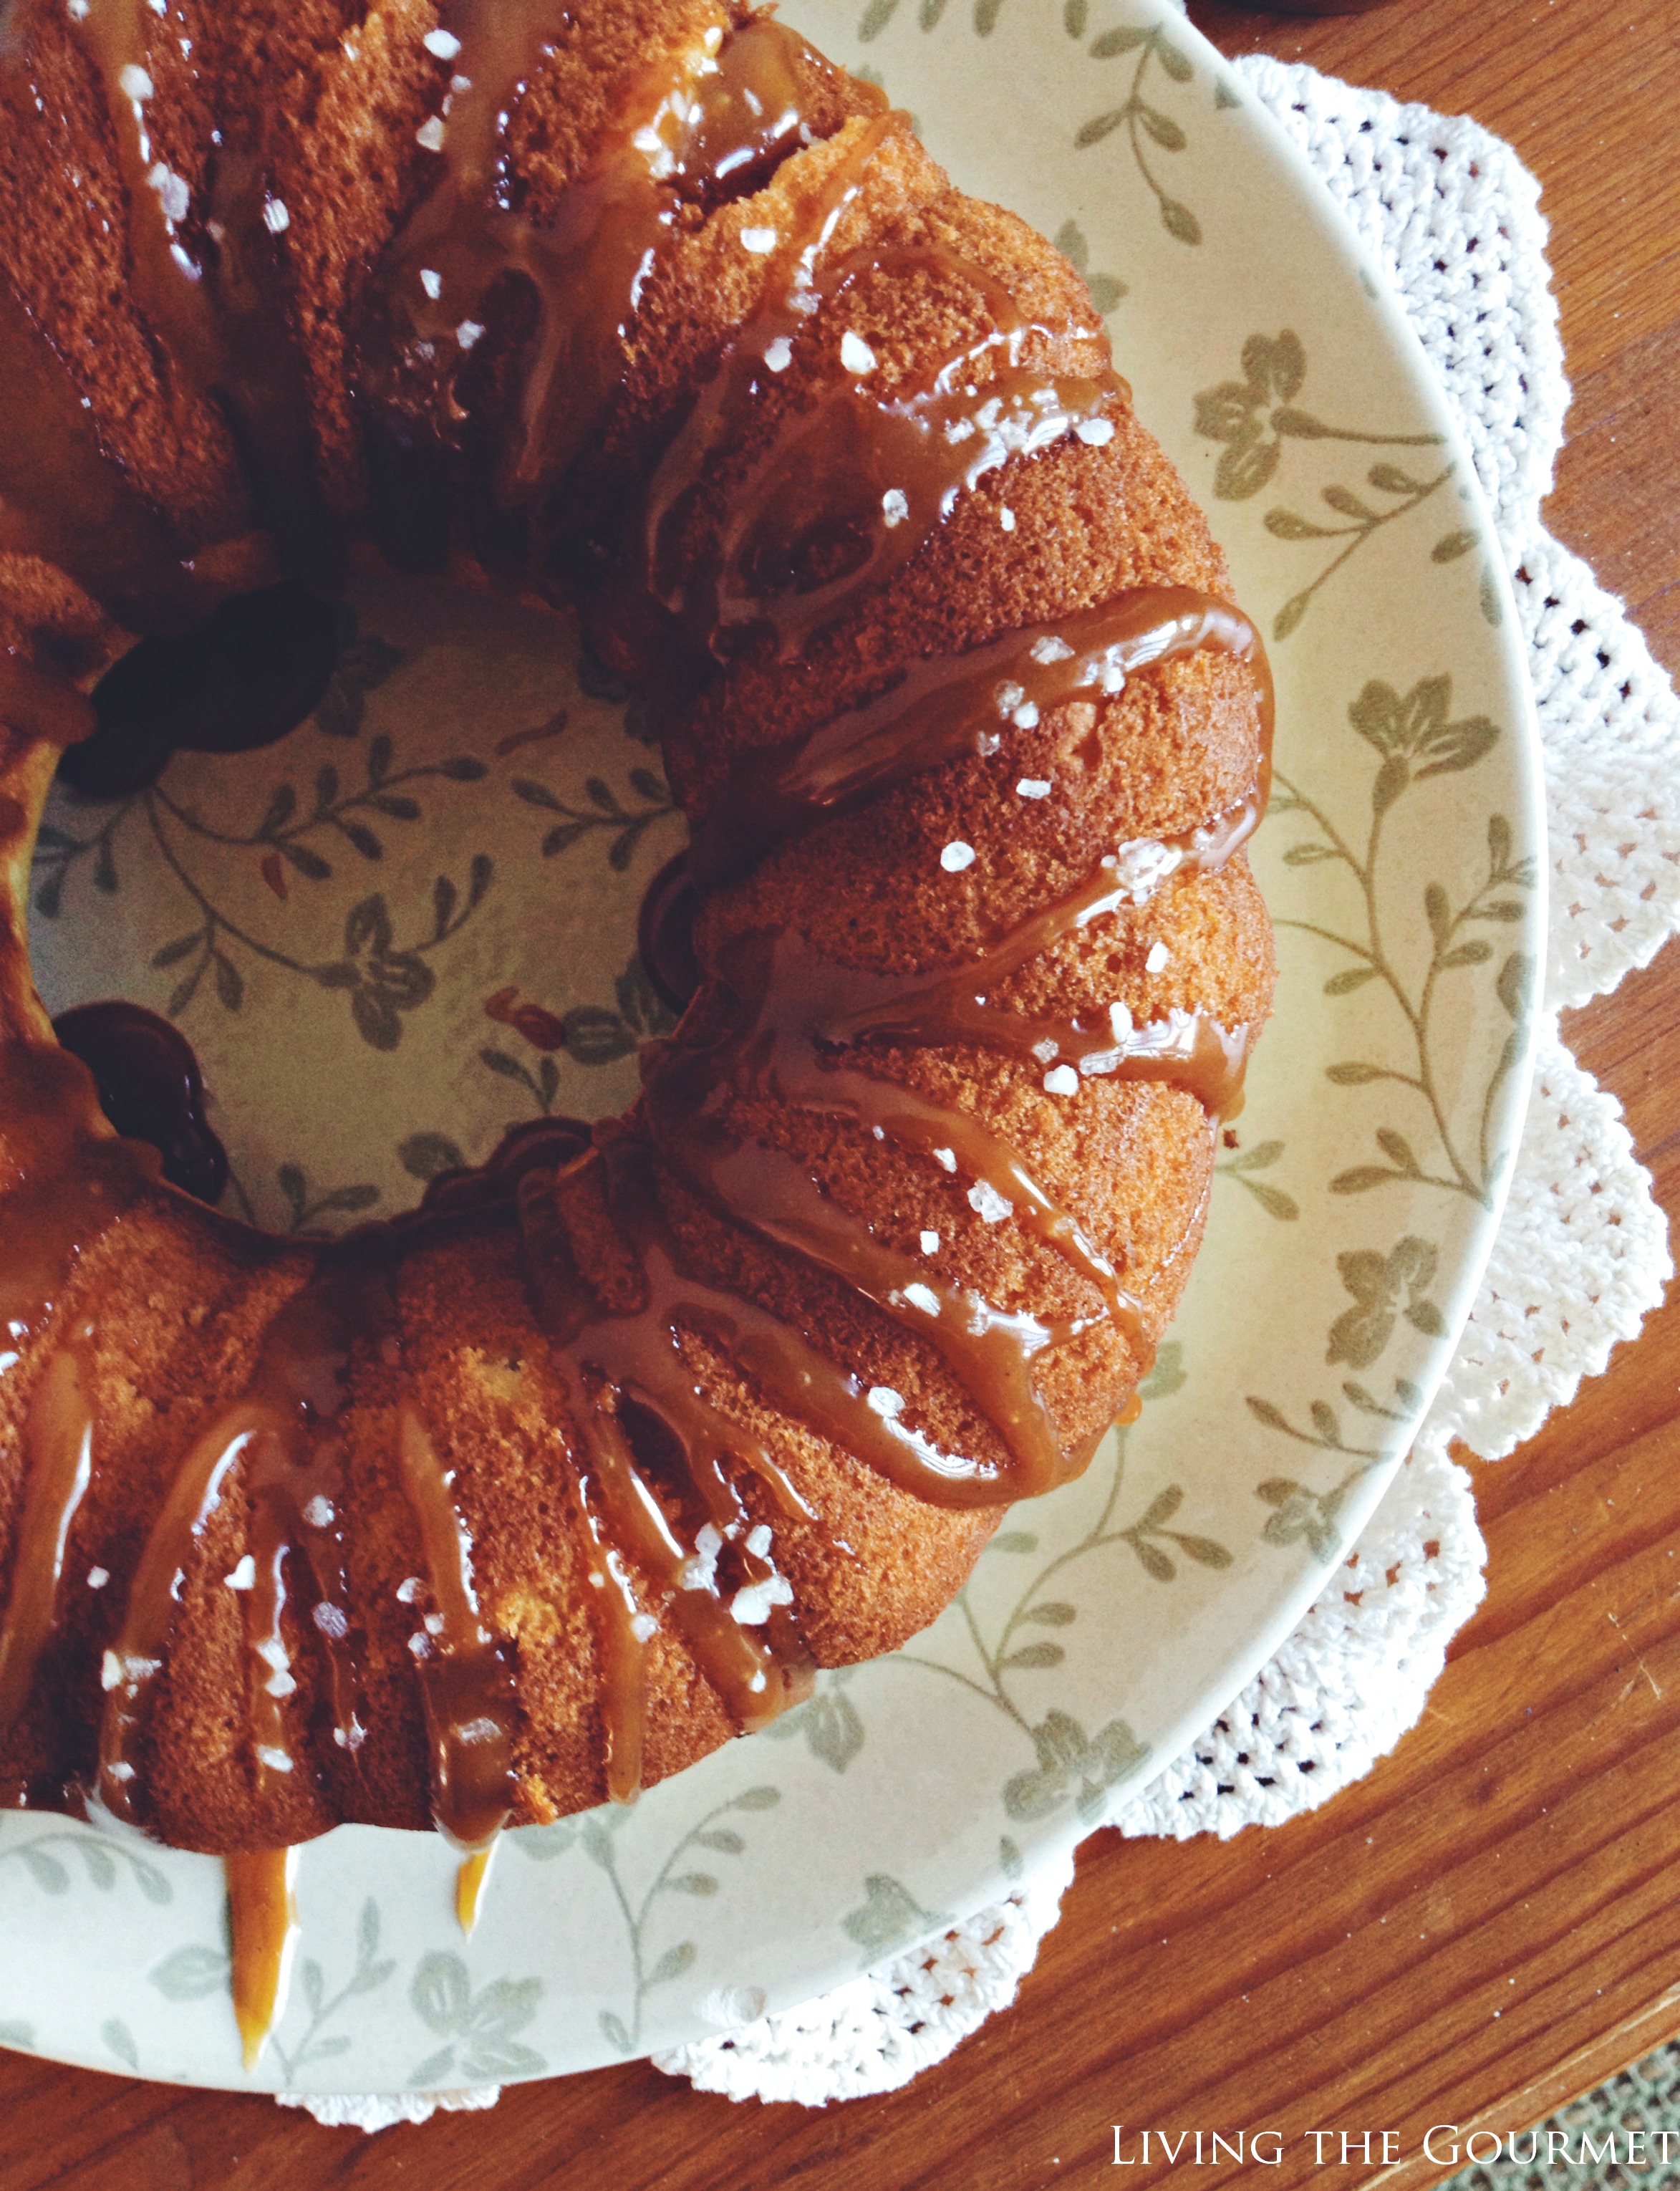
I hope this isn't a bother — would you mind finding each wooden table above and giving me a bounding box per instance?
[6,1,1679,2184]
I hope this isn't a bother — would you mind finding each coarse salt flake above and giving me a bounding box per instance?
[902,1281,941,1316]
[839,329,876,375]
[301,1494,334,1528]
[415,115,446,152]
[866,1386,904,1417]
[968,1180,1013,1223]
[423,26,462,58]
[256,1745,293,1773]
[1076,417,1115,446]
[456,319,485,349]
[1043,1064,1080,1096]
[118,64,153,102]
[1030,635,1074,665]
[940,840,975,872]
[87,1566,109,1589]
[1017,777,1051,799]
[919,1230,940,1256]
[678,1522,723,1593]
[1145,940,1170,973]
[630,1612,658,1643]
[763,335,793,371]
[740,225,777,254]
[225,1555,256,1591]
[1000,506,1015,532]
[261,196,290,234]
[995,680,1025,718]
[882,487,909,529]
[419,266,442,299]
[314,1602,349,1639]
[148,163,189,223]
[933,1146,957,1172]
[730,1574,793,1626]
[1109,1000,1134,1040]
[745,1523,773,1559]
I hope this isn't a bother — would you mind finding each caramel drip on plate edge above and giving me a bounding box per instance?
[226,1846,299,2072]
[0,1,1273,2064]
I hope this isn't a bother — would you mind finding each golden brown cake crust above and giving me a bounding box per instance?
[0,1,1275,1854]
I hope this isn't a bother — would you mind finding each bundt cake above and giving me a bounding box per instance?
[0,0,1274,2056]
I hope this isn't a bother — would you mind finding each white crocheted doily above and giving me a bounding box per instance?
[295,59,1677,2129]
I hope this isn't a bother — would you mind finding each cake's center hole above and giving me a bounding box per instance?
[29,572,686,1236]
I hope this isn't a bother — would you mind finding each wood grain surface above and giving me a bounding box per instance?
[4,1,1678,2185]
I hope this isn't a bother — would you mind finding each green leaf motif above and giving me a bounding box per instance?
[412,1953,471,2036]
[399,1131,468,1183]
[1003,1708,1146,1824]
[410,2043,458,2089]
[1021,1600,1076,1627]
[1242,330,1305,403]
[649,1940,699,1985]
[804,1688,866,1774]
[1090,23,1149,54]
[102,2019,139,2072]
[150,1944,231,2001]
[1218,438,1281,502]
[841,1874,950,1958]
[1331,1165,1403,1195]
[695,1828,745,1856]
[410,1955,544,2082]
[1139,1340,1186,1400]
[599,2011,633,2055]
[1326,1235,1440,1369]
[1137,103,1185,152]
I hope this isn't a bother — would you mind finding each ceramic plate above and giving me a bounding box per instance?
[1,0,1543,2094]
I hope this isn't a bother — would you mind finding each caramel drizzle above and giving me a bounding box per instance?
[637,809,1260,1508]
[226,1846,298,2070]
[74,0,226,398]
[95,1252,516,1854]
[691,588,1269,886]
[382,10,844,502]
[0,1329,96,1738]
[639,113,1118,666]
[0,9,1275,2000]
[517,1145,815,1795]
[394,1400,517,1853]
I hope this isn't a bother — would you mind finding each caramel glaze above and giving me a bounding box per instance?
[0,0,1273,2045]
[638,118,1117,668]
[689,590,1268,889]
[377,10,860,505]
[226,1845,298,2070]
[95,1243,519,1856]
